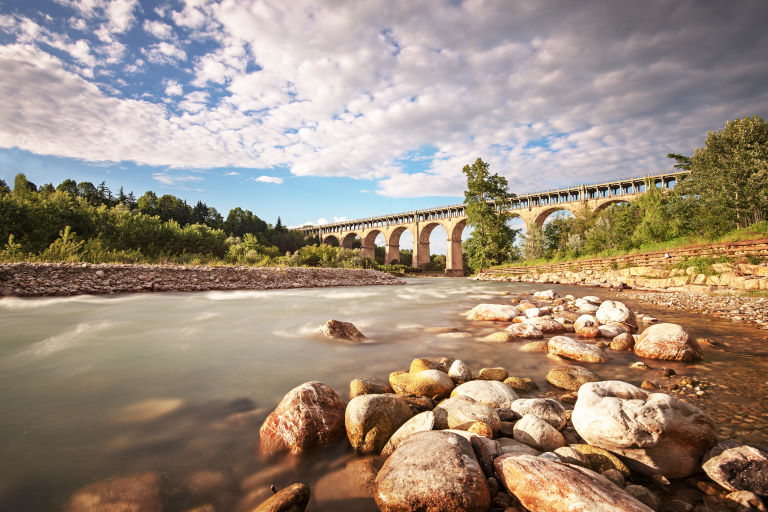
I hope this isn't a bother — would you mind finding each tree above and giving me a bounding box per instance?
[674,115,768,234]
[0,179,9,195]
[137,191,158,216]
[13,173,36,196]
[57,179,78,196]
[522,223,545,260]
[462,158,517,271]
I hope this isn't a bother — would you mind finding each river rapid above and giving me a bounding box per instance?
[1,278,767,511]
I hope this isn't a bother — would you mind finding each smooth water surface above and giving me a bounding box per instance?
[1,278,767,510]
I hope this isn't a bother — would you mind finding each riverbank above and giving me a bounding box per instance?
[0,262,404,297]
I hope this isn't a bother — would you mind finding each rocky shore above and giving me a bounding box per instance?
[62,290,768,512]
[0,262,404,297]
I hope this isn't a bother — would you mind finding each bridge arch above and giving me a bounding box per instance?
[323,234,340,246]
[592,197,634,213]
[386,226,413,264]
[533,206,579,227]
[341,232,362,249]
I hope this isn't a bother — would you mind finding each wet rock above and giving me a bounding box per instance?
[252,483,310,512]
[634,323,703,361]
[545,365,601,391]
[349,377,390,398]
[574,314,599,332]
[625,485,663,512]
[389,369,454,397]
[451,380,519,409]
[435,395,501,433]
[480,331,516,342]
[523,317,567,333]
[611,332,635,351]
[64,472,165,512]
[519,340,548,352]
[505,323,544,338]
[596,300,638,332]
[494,454,653,512]
[478,367,509,381]
[313,457,383,502]
[724,490,768,511]
[548,335,608,363]
[571,380,717,478]
[381,410,435,456]
[320,319,366,342]
[448,359,472,383]
[569,444,631,477]
[702,440,768,495]
[503,376,539,393]
[553,446,589,467]
[511,398,567,430]
[260,381,346,456]
[345,394,413,454]
[409,358,436,373]
[576,326,601,338]
[374,431,491,512]
[575,297,601,313]
[512,414,566,452]
[467,304,521,321]
[599,323,627,338]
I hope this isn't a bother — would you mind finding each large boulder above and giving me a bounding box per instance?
[260,381,346,456]
[320,319,366,341]
[506,323,544,338]
[634,323,703,361]
[381,410,435,456]
[511,398,567,430]
[596,300,638,332]
[434,395,500,433]
[374,431,491,512]
[523,317,567,333]
[494,454,654,512]
[702,440,768,496]
[65,473,165,512]
[389,369,454,397]
[451,380,519,409]
[575,297,601,313]
[574,314,599,332]
[512,414,566,452]
[467,304,520,321]
[545,365,601,391]
[548,335,607,363]
[345,394,413,454]
[571,380,718,478]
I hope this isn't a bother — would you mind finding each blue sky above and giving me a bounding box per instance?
[1,0,767,237]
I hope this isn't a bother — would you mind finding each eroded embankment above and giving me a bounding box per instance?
[0,263,404,297]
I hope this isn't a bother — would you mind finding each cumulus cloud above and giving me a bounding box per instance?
[141,41,186,64]
[152,172,204,185]
[252,175,283,184]
[143,19,173,39]
[164,78,182,96]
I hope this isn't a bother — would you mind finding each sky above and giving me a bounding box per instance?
[1,0,767,242]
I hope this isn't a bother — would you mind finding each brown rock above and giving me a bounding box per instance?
[478,367,509,381]
[389,369,454,397]
[251,482,310,512]
[548,335,607,363]
[409,358,436,373]
[611,332,635,351]
[349,377,391,398]
[259,381,346,456]
[576,326,601,338]
[519,341,548,352]
[320,319,366,342]
[545,365,601,391]
[345,394,413,454]
[634,323,703,361]
[702,440,768,496]
[504,376,539,393]
[65,472,165,512]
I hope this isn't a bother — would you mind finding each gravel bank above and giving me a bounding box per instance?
[0,263,404,297]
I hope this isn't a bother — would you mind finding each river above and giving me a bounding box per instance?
[1,278,767,510]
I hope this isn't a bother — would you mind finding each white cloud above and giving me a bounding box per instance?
[253,175,283,184]
[163,79,182,96]
[152,172,204,185]
[141,41,186,64]
[226,171,239,175]
[143,19,173,39]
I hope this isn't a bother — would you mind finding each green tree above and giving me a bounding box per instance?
[462,158,516,271]
[522,223,545,260]
[56,179,78,196]
[137,191,158,216]
[13,173,36,196]
[0,179,9,195]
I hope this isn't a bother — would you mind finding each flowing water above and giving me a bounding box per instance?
[1,278,767,511]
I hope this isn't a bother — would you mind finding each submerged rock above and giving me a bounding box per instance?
[252,483,310,512]
[374,431,490,512]
[479,331,516,342]
[545,365,601,391]
[320,319,366,342]
[494,454,653,512]
[571,380,717,478]
[65,472,166,512]
[548,335,607,363]
[506,322,544,338]
[634,323,703,361]
[467,303,520,321]
[259,381,346,456]
[345,394,413,454]
[520,340,548,352]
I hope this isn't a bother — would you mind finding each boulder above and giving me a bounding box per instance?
[349,377,390,398]
[503,376,539,393]
[451,380,519,409]
[576,326,601,339]
[65,473,165,512]
[548,335,608,363]
[702,440,768,496]
[523,317,567,333]
[448,359,472,383]
[511,398,567,430]
[389,369,454,397]
[596,300,638,332]
[345,394,413,454]
[477,367,508,381]
[467,304,520,321]
[575,298,600,313]
[494,454,654,512]
[512,414,566,452]
[381,411,435,456]
[320,319,366,342]
[571,380,717,478]
[520,341,548,352]
[574,314,599,332]
[260,381,346,456]
[634,323,703,361]
[479,331,516,342]
[252,483,310,512]
[374,431,491,512]
[611,332,635,351]
[598,323,628,339]
[545,365,601,391]
[409,358,436,373]
[505,323,544,338]
[435,395,501,433]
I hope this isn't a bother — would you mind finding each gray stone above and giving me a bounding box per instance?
[548,335,607,363]
[451,380,519,409]
[512,414,566,452]
[434,395,500,434]
[511,398,567,430]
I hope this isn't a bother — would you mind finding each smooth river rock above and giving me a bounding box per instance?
[511,398,567,430]
[320,319,366,342]
[702,440,768,496]
[65,473,165,512]
[252,482,310,512]
[451,380,519,409]
[349,377,391,398]
[596,300,638,332]
[545,365,601,391]
[381,410,435,456]
[506,323,544,339]
[571,380,717,478]
[260,381,346,456]
[374,431,491,512]
[512,414,566,452]
[467,303,520,321]
[634,323,703,361]
[574,314,598,332]
[548,335,607,363]
[435,395,501,434]
[345,394,413,454]
[523,317,567,333]
[448,359,472,383]
[494,454,654,512]
[389,369,454,397]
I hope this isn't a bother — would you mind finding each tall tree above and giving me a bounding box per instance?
[0,178,9,195]
[13,173,36,196]
[462,158,516,271]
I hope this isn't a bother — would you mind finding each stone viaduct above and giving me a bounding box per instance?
[299,171,687,276]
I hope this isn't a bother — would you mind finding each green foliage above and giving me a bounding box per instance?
[673,255,732,275]
[462,158,517,271]
[40,226,84,262]
[522,223,545,260]
[0,234,24,261]
[746,254,764,265]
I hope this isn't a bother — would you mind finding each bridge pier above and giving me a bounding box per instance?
[446,237,463,276]
[385,243,400,264]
